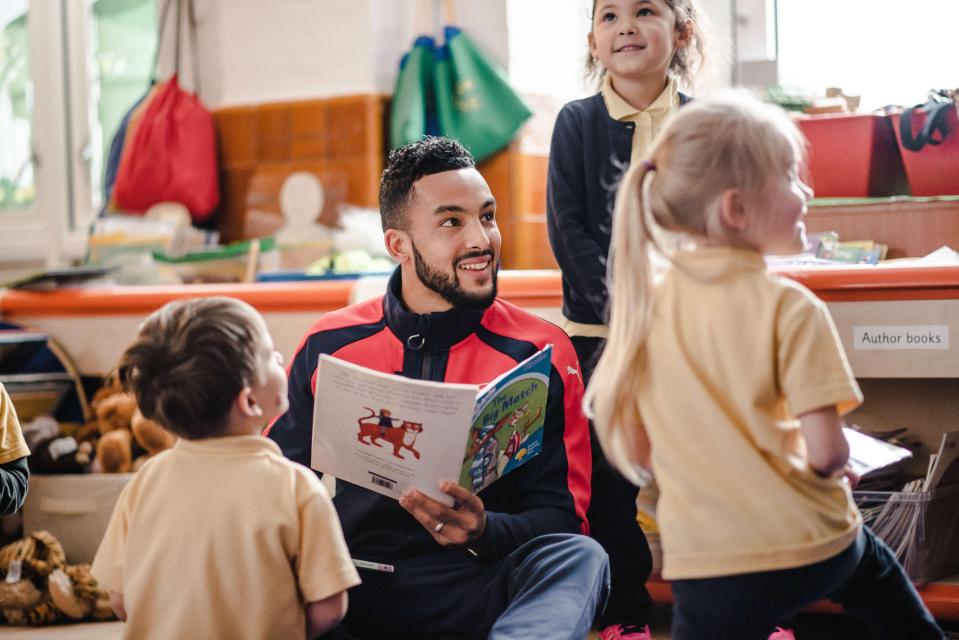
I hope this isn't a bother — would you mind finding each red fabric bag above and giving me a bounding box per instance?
[112,73,219,222]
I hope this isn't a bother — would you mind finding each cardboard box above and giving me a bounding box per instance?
[22,473,133,564]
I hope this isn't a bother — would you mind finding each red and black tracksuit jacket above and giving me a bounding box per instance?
[266,271,592,563]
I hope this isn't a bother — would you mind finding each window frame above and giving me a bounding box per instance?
[0,0,101,266]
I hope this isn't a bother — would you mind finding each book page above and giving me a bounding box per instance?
[458,346,552,492]
[312,355,478,504]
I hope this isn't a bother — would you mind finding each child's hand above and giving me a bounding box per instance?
[841,463,860,489]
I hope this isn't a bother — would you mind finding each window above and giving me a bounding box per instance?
[776,0,959,111]
[0,2,34,211]
[0,0,155,265]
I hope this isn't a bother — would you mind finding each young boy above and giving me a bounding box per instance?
[0,382,30,515]
[91,297,360,639]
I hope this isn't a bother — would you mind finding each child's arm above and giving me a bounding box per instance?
[305,590,347,639]
[798,405,850,477]
[109,590,127,622]
[0,457,29,515]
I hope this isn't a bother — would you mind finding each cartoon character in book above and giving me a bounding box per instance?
[498,430,525,476]
[375,409,397,437]
[356,408,424,460]
[469,423,499,492]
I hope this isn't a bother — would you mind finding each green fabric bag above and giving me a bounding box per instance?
[433,26,532,162]
[389,35,438,150]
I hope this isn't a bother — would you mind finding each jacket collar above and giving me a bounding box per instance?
[382,268,487,351]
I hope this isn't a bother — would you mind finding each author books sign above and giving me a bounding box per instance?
[853,325,949,350]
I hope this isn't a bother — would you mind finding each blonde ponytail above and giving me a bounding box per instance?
[584,161,657,484]
[584,90,807,484]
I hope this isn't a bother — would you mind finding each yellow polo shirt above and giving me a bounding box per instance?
[602,74,680,167]
[92,436,360,640]
[0,384,30,464]
[639,247,863,580]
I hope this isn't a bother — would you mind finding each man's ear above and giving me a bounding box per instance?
[384,228,412,264]
[718,188,749,234]
[235,387,262,418]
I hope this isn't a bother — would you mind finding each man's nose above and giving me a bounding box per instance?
[464,218,491,250]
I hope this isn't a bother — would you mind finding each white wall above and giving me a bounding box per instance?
[156,0,510,109]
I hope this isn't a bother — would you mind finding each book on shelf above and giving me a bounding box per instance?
[844,425,914,481]
[923,431,959,491]
[311,346,552,505]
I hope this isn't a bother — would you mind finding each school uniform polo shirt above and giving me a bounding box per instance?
[0,384,29,464]
[92,435,360,639]
[602,73,680,167]
[638,247,863,579]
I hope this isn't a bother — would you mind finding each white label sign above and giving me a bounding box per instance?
[853,325,949,350]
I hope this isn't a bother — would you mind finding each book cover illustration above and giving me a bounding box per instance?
[459,345,551,492]
[311,346,552,504]
[312,355,478,503]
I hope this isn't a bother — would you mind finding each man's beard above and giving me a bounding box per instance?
[411,241,498,310]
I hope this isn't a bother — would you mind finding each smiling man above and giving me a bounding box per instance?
[266,137,609,640]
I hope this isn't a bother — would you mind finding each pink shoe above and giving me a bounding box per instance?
[768,627,796,640]
[599,623,653,640]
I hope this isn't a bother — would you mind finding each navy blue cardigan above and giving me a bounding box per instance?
[546,92,690,326]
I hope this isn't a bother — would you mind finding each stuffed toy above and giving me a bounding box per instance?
[95,429,133,474]
[0,530,113,626]
[89,376,176,473]
[94,391,137,435]
[27,435,94,475]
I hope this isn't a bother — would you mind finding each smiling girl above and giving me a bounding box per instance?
[545,2,705,638]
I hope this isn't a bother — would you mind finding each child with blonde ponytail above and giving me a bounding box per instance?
[586,91,943,640]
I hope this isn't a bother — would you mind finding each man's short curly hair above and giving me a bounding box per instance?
[379,136,475,231]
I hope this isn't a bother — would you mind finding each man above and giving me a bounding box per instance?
[267,137,609,639]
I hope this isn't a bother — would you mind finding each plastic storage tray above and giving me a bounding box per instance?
[854,484,959,585]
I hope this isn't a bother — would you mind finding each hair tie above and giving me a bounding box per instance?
[642,160,656,172]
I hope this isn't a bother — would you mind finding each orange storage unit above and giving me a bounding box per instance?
[797,113,908,198]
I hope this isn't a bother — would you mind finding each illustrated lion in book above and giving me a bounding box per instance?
[356,408,423,460]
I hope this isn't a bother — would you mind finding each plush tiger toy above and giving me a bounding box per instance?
[0,530,113,626]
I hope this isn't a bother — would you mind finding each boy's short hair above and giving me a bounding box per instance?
[117,297,264,440]
[379,136,475,231]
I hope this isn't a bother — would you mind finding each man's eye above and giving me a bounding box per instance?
[482,212,495,223]
[440,218,459,227]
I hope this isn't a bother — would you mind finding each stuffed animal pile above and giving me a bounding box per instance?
[0,530,113,625]
[22,374,176,475]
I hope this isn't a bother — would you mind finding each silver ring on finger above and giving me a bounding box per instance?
[433,521,445,533]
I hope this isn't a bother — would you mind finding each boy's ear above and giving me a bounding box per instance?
[718,188,749,233]
[384,228,412,264]
[236,387,263,418]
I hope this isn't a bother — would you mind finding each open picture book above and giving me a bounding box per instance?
[311,345,551,505]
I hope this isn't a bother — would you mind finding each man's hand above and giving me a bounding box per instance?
[400,481,487,546]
